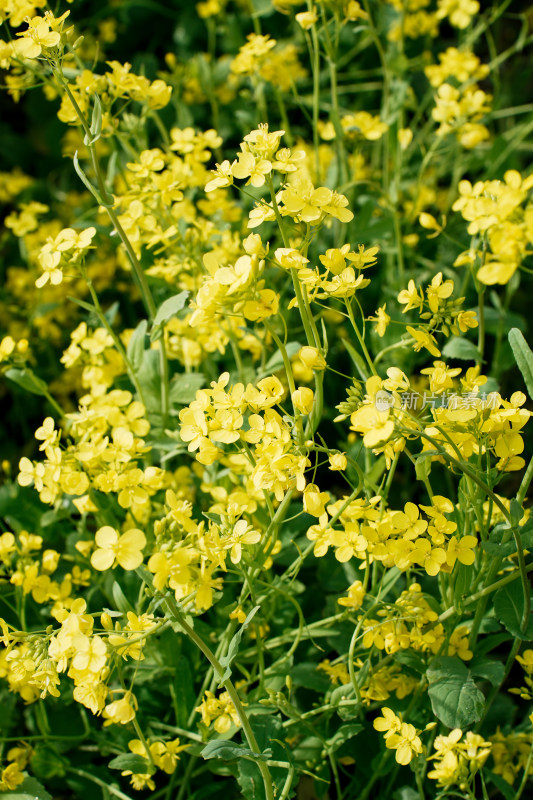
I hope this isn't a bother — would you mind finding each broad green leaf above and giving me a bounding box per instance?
[326,723,362,753]
[508,327,533,399]
[469,658,505,687]
[127,319,148,373]
[173,654,196,729]
[151,291,189,334]
[169,373,206,406]
[442,337,481,361]
[5,368,48,397]
[290,662,331,693]
[427,656,484,729]
[108,753,152,773]
[237,715,290,800]
[393,649,426,675]
[482,520,533,557]
[494,583,533,639]
[0,777,52,800]
[453,561,472,612]
[137,349,162,413]
[218,606,260,683]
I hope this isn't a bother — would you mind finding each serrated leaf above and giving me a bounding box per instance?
[494,584,533,640]
[152,291,189,333]
[218,606,260,683]
[508,327,533,400]
[442,337,481,361]
[127,320,148,373]
[0,777,52,800]
[427,656,484,729]
[5,368,48,397]
[108,753,152,773]
[169,373,206,406]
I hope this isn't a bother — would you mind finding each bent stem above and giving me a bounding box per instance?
[164,595,276,800]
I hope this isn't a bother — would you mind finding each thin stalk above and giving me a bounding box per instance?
[165,597,276,800]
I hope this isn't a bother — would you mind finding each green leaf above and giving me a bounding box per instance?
[237,715,290,800]
[484,769,516,800]
[482,520,533,557]
[173,654,196,729]
[108,753,152,773]
[67,295,97,314]
[453,561,472,612]
[137,349,162,413]
[342,338,369,381]
[151,291,189,336]
[469,658,505,687]
[259,342,302,378]
[414,453,432,482]
[87,94,102,143]
[494,583,533,640]
[73,151,113,207]
[326,723,362,753]
[169,373,206,406]
[0,777,52,800]
[290,662,331,692]
[127,319,148,373]
[427,656,484,729]
[112,581,133,614]
[201,740,271,761]
[218,606,260,683]
[508,327,533,399]
[5,368,48,397]
[442,337,481,361]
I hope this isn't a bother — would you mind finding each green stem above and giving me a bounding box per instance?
[166,598,276,800]
[345,299,378,376]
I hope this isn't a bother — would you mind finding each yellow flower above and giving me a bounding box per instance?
[292,387,314,415]
[15,16,61,59]
[338,580,365,609]
[369,304,391,337]
[91,526,146,571]
[373,707,402,740]
[295,10,317,29]
[328,453,347,471]
[103,691,138,726]
[406,326,441,358]
[398,280,424,312]
[387,722,423,764]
